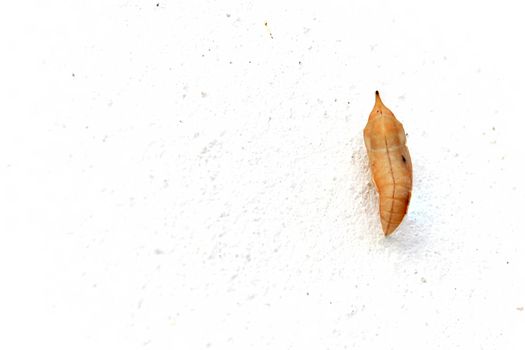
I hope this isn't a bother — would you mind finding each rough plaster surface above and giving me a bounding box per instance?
[1,1,525,349]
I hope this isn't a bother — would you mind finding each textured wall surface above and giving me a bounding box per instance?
[1,1,525,349]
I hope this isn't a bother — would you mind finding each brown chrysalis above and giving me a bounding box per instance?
[363,91,412,235]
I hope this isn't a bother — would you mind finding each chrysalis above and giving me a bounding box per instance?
[363,91,412,235]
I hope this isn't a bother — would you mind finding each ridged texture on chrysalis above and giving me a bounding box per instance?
[363,91,412,235]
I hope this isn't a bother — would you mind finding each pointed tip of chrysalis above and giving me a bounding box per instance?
[374,90,383,106]
[368,90,393,121]
[381,219,399,236]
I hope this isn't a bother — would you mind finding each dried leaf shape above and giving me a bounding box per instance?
[363,91,412,235]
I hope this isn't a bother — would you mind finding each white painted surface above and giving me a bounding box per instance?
[1,1,524,349]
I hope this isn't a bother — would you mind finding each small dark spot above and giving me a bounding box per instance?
[156,3,159,6]
[264,21,274,39]
[72,73,75,77]
[306,292,309,296]
[226,13,231,18]
[401,155,406,163]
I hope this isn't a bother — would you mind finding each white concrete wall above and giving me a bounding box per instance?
[1,1,525,349]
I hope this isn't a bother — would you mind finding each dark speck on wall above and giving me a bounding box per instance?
[264,21,274,39]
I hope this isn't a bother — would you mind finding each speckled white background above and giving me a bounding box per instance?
[1,0,525,349]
